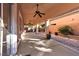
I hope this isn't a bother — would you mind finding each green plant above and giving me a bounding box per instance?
[58,25,73,35]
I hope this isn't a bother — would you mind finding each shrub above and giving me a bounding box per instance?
[58,25,73,35]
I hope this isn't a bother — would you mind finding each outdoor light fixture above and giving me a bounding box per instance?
[51,23,56,25]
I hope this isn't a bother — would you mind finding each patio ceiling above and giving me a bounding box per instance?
[19,3,79,25]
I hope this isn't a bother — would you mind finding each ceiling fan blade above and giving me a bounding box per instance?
[38,13,42,17]
[33,13,37,17]
[40,12,45,15]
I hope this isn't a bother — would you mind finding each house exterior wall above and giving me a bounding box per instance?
[48,12,79,35]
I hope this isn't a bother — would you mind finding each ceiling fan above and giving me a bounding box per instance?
[33,4,45,18]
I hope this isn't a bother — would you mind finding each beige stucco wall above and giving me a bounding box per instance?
[48,12,79,35]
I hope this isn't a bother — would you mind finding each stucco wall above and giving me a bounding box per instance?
[48,12,79,35]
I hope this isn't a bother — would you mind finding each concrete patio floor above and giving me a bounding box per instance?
[17,33,79,56]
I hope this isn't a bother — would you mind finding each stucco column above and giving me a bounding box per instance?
[36,24,39,33]
[45,20,50,33]
[0,3,4,56]
[46,20,50,27]
[6,4,18,56]
[33,26,35,32]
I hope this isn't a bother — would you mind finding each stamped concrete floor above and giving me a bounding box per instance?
[17,33,79,56]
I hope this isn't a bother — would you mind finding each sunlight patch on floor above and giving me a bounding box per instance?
[34,41,47,46]
[35,46,53,52]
